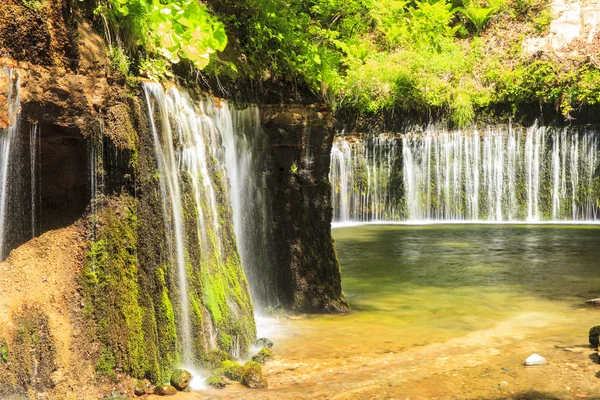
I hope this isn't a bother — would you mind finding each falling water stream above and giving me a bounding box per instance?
[142,83,273,368]
[331,125,600,223]
[0,67,20,260]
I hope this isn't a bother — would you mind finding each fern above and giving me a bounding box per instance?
[458,2,498,34]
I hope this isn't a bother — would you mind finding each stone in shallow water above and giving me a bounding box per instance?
[170,369,192,390]
[153,385,177,396]
[589,326,600,348]
[524,354,547,366]
[255,337,274,348]
[241,361,268,389]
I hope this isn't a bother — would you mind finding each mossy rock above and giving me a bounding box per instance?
[255,337,273,349]
[206,375,226,389]
[589,325,600,348]
[153,385,177,396]
[133,379,146,396]
[241,361,268,389]
[251,347,273,365]
[217,360,244,381]
[205,349,231,370]
[170,368,192,391]
[101,391,131,400]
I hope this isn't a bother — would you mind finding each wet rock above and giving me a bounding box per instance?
[133,379,146,396]
[589,325,600,348]
[252,347,274,365]
[241,361,268,389]
[207,375,226,389]
[153,385,177,396]
[255,337,273,348]
[100,391,130,400]
[206,349,231,370]
[170,369,192,391]
[217,360,244,381]
[524,354,547,366]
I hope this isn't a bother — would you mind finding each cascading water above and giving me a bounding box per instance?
[30,123,40,237]
[142,83,265,365]
[143,83,194,364]
[0,67,20,259]
[330,124,600,223]
[218,103,277,308]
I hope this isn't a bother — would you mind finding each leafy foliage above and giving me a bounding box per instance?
[458,1,499,34]
[96,0,227,70]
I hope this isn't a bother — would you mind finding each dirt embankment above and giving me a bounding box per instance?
[0,223,99,399]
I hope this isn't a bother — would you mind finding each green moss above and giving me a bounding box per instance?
[206,375,226,389]
[217,360,244,381]
[83,195,149,379]
[205,349,231,370]
[0,340,7,363]
[251,347,273,365]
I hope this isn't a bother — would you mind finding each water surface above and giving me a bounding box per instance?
[273,225,600,358]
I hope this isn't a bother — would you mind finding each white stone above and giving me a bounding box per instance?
[523,0,600,54]
[524,353,548,366]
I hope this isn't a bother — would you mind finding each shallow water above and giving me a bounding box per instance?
[173,225,600,398]
[272,225,600,359]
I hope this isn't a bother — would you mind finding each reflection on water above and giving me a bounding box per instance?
[270,225,600,359]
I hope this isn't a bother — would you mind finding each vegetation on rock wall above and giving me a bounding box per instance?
[81,90,256,384]
[0,307,57,398]
[0,0,79,69]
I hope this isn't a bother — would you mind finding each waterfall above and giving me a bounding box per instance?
[0,67,20,259]
[330,124,600,223]
[30,123,40,237]
[218,103,277,308]
[143,83,194,364]
[142,82,266,363]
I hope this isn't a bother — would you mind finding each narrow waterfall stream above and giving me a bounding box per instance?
[330,125,600,223]
[0,67,20,260]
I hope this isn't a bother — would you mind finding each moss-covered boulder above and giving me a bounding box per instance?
[170,368,192,391]
[251,347,273,365]
[207,375,226,389]
[206,349,231,370]
[255,337,273,348]
[241,361,268,389]
[153,385,177,396]
[101,391,131,400]
[133,379,146,396]
[217,360,244,381]
[589,325,600,348]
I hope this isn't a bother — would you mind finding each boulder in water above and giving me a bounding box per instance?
[170,369,192,391]
[255,337,273,348]
[251,347,273,365]
[217,360,244,381]
[206,349,231,370]
[207,375,226,389]
[241,361,268,389]
[153,385,177,396]
[589,326,600,348]
[524,354,547,366]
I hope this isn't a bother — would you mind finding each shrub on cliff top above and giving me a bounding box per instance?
[94,0,227,70]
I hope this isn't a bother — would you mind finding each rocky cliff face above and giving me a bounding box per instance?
[0,3,348,397]
[261,105,348,313]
